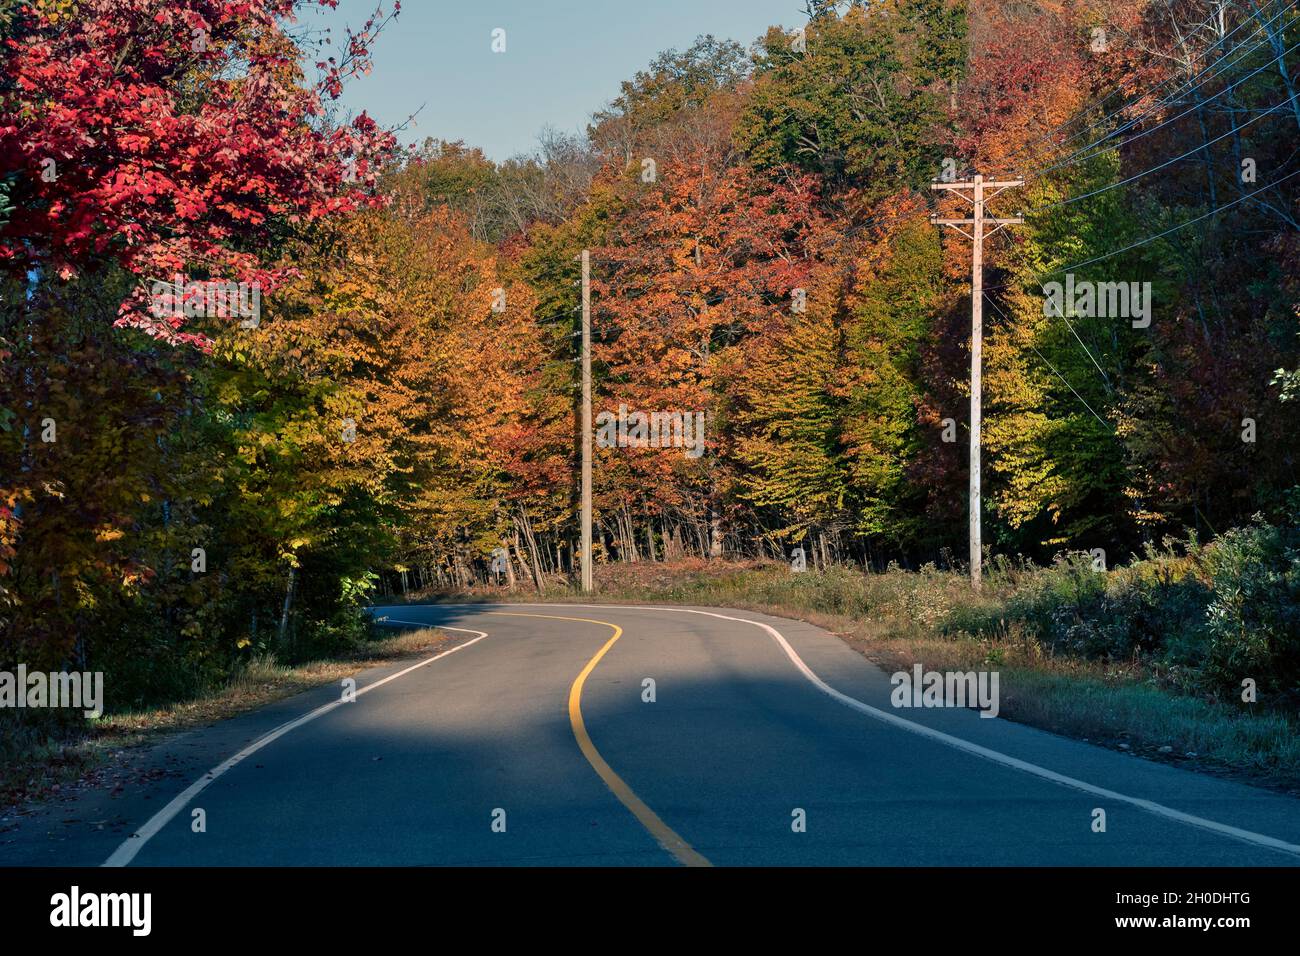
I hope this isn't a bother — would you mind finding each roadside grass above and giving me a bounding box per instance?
[396,558,1300,793]
[0,626,447,812]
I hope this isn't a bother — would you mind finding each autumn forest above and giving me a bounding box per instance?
[2,0,1298,709]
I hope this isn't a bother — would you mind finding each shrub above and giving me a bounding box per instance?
[1197,516,1300,700]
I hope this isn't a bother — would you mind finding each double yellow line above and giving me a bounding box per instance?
[491,612,711,867]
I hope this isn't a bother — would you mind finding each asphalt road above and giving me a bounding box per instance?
[6,603,1300,866]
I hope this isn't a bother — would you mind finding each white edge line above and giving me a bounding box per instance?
[398,602,1300,860]
[101,624,488,868]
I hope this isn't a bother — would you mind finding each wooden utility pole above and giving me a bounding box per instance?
[579,249,594,592]
[931,173,1022,591]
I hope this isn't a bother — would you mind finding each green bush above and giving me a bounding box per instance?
[927,511,1298,703]
[1198,517,1300,699]
[285,571,380,662]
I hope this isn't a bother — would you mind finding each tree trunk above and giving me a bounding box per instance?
[277,566,297,648]
[621,505,640,562]
[501,543,517,589]
[513,528,545,595]
[665,521,684,561]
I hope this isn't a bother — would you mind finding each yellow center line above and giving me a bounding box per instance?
[489,611,712,867]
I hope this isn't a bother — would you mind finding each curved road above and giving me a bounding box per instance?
[8,603,1300,866]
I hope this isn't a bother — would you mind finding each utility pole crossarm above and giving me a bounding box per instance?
[931,217,1024,225]
[931,179,1024,190]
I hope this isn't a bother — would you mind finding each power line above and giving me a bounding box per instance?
[995,0,1287,169]
[983,292,1115,433]
[911,5,1296,249]
[1016,0,1298,178]
[1029,340,1116,433]
[1028,31,1300,181]
[1026,86,1299,213]
[987,164,1300,293]
[1053,302,1113,390]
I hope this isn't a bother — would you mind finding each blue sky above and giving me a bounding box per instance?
[298,0,803,161]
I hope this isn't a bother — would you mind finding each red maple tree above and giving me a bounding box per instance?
[0,0,399,346]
